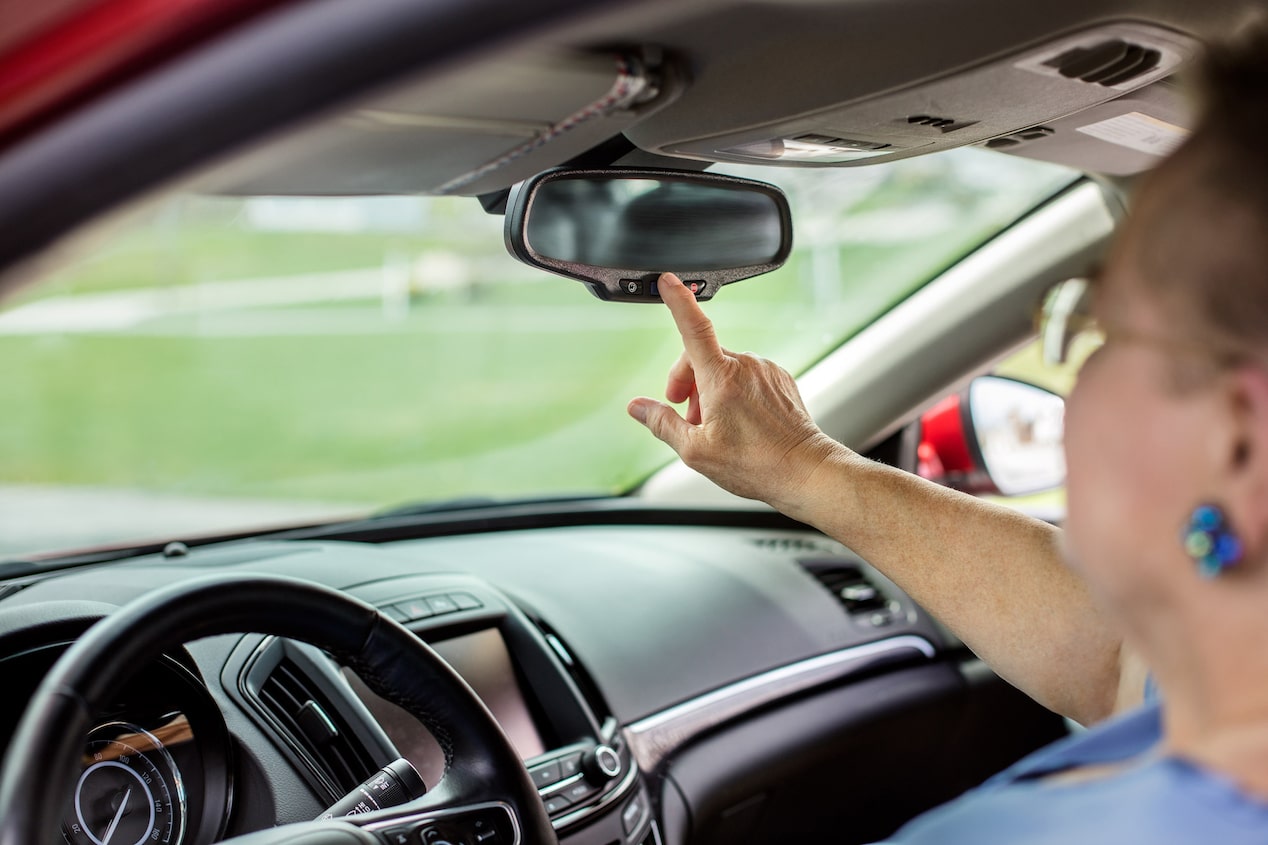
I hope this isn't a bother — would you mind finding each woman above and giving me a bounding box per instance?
[628,27,1268,843]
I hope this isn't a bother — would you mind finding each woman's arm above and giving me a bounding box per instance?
[789,448,1127,725]
[629,273,1131,726]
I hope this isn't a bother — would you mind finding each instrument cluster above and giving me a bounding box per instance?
[0,642,232,845]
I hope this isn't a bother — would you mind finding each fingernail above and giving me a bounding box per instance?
[660,272,681,286]
[628,399,649,424]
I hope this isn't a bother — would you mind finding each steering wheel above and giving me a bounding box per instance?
[0,574,558,845]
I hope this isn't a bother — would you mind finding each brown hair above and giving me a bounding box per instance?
[1135,25,1268,365]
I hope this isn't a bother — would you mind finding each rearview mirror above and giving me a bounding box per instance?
[504,168,792,302]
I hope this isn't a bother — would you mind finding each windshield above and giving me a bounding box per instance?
[0,148,1074,561]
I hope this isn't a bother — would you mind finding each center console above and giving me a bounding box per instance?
[225,573,658,845]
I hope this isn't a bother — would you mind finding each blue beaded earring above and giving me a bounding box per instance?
[1182,504,1243,579]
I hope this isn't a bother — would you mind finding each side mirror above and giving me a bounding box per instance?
[504,167,793,302]
[918,375,1065,497]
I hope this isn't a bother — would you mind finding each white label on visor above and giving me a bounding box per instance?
[1075,111,1190,157]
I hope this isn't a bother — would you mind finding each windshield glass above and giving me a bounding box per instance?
[0,148,1073,561]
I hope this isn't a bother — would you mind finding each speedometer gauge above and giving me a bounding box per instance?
[62,722,187,845]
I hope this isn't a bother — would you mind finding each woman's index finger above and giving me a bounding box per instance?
[659,272,725,369]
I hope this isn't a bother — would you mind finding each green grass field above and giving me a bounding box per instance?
[1,215,1007,509]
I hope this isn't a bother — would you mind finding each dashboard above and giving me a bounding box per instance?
[0,509,1067,845]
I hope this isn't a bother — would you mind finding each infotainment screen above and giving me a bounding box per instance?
[343,628,546,786]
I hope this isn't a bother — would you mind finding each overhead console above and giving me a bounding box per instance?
[627,22,1197,170]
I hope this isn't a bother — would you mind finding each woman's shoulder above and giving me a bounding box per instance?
[884,702,1268,844]
[888,753,1268,844]
[988,699,1164,782]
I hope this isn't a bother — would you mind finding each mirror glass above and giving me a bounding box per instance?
[525,176,785,270]
[967,376,1066,497]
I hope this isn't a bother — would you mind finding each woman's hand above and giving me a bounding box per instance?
[627,272,843,508]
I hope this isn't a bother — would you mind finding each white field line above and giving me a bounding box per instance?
[0,268,388,334]
[0,268,793,338]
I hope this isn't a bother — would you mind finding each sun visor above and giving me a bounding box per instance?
[201,50,672,197]
[979,79,1192,175]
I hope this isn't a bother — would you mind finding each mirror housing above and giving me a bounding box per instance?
[504,167,793,302]
[918,375,1065,497]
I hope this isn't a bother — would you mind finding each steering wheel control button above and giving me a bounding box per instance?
[584,744,622,783]
[380,826,414,845]
[529,760,561,788]
[423,828,453,844]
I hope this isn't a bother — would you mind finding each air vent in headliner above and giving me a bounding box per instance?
[1044,40,1162,87]
[985,125,1055,149]
[254,658,376,796]
[1011,25,1193,96]
[906,114,977,133]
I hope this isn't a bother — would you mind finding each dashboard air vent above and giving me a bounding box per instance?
[529,616,614,724]
[0,582,27,601]
[257,658,376,795]
[751,536,835,554]
[1044,40,1161,87]
[800,559,913,629]
[801,561,889,615]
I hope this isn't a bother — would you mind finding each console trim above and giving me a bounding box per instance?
[624,635,936,772]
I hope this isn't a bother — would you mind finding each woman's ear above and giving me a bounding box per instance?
[1220,365,1268,558]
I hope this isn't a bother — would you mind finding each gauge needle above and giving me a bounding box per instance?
[101,787,131,845]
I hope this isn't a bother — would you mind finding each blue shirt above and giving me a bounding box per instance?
[885,700,1268,843]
